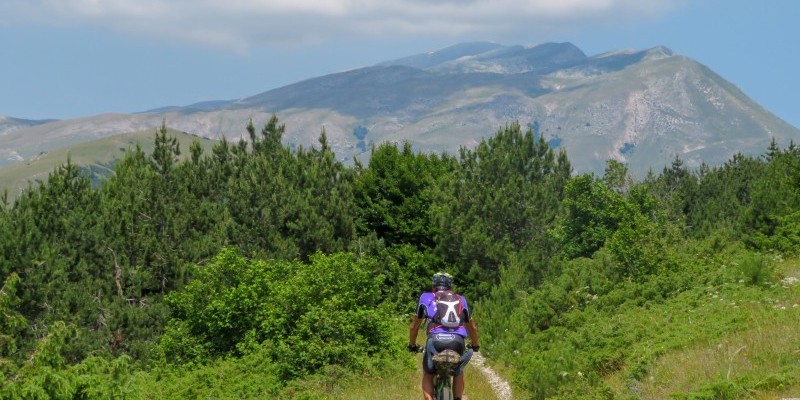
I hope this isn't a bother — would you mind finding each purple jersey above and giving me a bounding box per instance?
[417,291,470,337]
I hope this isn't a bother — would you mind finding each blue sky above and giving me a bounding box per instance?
[1,0,798,129]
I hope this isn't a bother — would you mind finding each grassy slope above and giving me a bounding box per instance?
[615,256,800,399]
[589,255,800,399]
[0,129,217,202]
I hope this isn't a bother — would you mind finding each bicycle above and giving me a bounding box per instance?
[414,344,475,400]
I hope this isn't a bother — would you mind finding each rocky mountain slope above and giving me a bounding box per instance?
[1,42,797,177]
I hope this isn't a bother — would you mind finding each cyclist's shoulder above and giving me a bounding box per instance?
[418,291,435,303]
[457,294,472,312]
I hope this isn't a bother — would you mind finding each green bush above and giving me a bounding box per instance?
[158,247,394,380]
[735,252,773,286]
[135,345,283,399]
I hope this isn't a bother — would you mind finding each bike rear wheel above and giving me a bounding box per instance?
[431,349,461,400]
[434,375,453,400]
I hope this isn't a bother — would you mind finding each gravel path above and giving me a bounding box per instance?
[470,353,513,400]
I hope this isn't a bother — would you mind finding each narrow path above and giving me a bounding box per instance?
[470,353,513,400]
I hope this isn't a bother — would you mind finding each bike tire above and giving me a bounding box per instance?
[434,375,453,400]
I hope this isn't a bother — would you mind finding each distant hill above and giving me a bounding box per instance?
[1,115,58,164]
[1,42,798,178]
[0,129,216,202]
[0,115,57,135]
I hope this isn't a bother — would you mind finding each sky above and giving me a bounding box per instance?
[1,0,798,129]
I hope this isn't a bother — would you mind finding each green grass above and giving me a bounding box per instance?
[601,255,800,399]
[0,129,217,203]
[328,354,500,400]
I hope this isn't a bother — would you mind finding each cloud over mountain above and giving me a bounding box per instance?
[0,0,676,50]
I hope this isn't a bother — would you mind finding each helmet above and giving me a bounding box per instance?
[432,272,454,291]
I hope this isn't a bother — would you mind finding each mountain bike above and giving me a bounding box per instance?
[417,344,474,400]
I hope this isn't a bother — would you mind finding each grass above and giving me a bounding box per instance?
[602,256,800,399]
[328,354,500,400]
[639,318,800,399]
[323,317,504,400]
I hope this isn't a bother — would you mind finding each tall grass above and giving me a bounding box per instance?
[604,256,800,399]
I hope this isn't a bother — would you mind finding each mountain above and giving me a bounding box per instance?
[1,42,798,177]
[377,41,589,74]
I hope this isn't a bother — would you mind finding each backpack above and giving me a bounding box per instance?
[431,290,464,329]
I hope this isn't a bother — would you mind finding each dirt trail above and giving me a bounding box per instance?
[469,353,513,400]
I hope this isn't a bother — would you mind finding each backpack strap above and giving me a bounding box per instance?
[426,290,442,334]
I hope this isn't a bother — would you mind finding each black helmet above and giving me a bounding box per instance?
[432,272,454,291]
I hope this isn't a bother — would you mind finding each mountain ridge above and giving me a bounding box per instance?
[1,42,797,177]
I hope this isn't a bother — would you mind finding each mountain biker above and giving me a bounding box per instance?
[408,272,480,400]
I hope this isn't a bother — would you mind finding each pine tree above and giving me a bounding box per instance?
[354,141,455,249]
[434,123,571,295]
[0,273,27,366]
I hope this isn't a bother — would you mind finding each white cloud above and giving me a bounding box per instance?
[0,0,678,51]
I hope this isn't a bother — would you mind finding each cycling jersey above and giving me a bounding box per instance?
[416,291,471,337]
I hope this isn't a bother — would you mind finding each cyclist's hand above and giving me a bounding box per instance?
[408,344,421,353]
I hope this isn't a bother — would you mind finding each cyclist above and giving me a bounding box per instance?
[408,272,480,400]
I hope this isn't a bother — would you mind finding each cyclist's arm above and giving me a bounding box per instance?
[461,298,480,347]
[408,303,427,346]
[408,315,423,346]
[465,319,479,348]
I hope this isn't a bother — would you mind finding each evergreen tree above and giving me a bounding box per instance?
[645,155,698,225]
[292,129,358,256]
[687,153,764,238]
[1,273,27,371]
[434,123,571,295]
[354,141,455,249]
[3,160,104,359]
[744,144,800,249]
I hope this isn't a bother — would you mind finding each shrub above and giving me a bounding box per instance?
[735,252,773,286]
[158,248,393,380]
